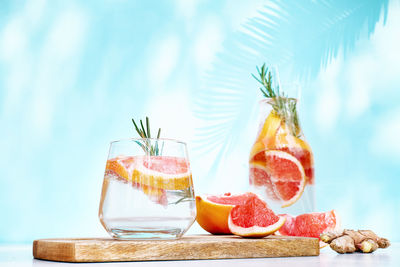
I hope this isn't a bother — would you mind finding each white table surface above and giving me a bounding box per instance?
[1,243,398,267]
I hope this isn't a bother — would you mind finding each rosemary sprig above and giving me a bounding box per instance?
[132,117,162,155]
[252,64,277,98]
[169,187,193,205]
[253,64,300,137]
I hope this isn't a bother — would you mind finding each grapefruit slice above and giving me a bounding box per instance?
[132,182,168,206]
[250,132,314,185]
[132,156,192,190]
[249,150,306,207]
[277,210,340,246]
[275,131,315,184]
[256,111,282,142]
[105,156,135,180]
[105,156,167,206]
[228,195,286,237]
[196,192,257,234]
[250,111,282,160]
[249,162,280,201]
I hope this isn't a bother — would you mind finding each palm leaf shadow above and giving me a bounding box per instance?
[193,0,389,181]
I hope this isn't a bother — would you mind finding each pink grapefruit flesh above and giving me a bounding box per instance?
[228,194,286,237]
[277,210,340,247]
[249,150,306,207]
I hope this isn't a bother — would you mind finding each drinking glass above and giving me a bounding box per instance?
[99,138,196,240]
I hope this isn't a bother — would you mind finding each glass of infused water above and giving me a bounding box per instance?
[99,138,196,240]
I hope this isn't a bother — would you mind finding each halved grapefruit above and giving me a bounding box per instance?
[276,210,340,246]
[132,156,192,190]
[228,195,285,237]
[196,192,257,234]
[249,150,306,207]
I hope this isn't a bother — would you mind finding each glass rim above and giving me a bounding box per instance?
[259,97,298,103]
[110,137,187,146]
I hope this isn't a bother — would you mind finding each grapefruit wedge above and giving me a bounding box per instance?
[277,210,340,247]
[196,192,258,234]
[249,150,306,207]
[228,195,286,237]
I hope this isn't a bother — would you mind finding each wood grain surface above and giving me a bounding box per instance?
[33,235,319,262]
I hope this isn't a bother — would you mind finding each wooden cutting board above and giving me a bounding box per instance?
[33,235,319,262]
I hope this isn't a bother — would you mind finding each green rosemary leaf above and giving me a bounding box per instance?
[140,120,146,138]
[171,196,192,205]
[253,63,300,137]
[154,128,161,155]
[251,73,262,84]
[132,119,142,137]
[134,140,148,152]
[132,117,162,156]
[146,117,151,138]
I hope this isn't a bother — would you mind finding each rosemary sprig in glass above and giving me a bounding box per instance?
[252,64,300,137]
[132,117,162,155]
[132,117,191,205]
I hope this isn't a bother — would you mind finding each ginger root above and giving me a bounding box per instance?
[320,229,390,254]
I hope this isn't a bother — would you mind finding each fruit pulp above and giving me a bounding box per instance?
[99,156,196,240]
[249,99,315,214]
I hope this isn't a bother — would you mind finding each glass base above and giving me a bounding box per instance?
[109,228,185,240]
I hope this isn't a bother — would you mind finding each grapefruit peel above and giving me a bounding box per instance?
[195,195,235,234]
[195,192,256,234]
[228,215,285,238]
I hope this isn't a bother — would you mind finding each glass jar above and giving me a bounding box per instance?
[249,97,315,214]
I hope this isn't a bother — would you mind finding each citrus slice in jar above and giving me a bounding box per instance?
[250,111,282,160]
[274,131,314,184]
[256,111,282,142]
[250,124,315,185]
[132,156,192,190]
[249,150,306,207]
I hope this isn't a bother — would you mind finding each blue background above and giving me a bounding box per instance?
[1,0,399,243]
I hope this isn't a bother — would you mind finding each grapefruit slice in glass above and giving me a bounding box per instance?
[105,156,168,205]
[132,156,192,190]
[249,150,306,207]
[228,195,286,237]
[105,156,135,180]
